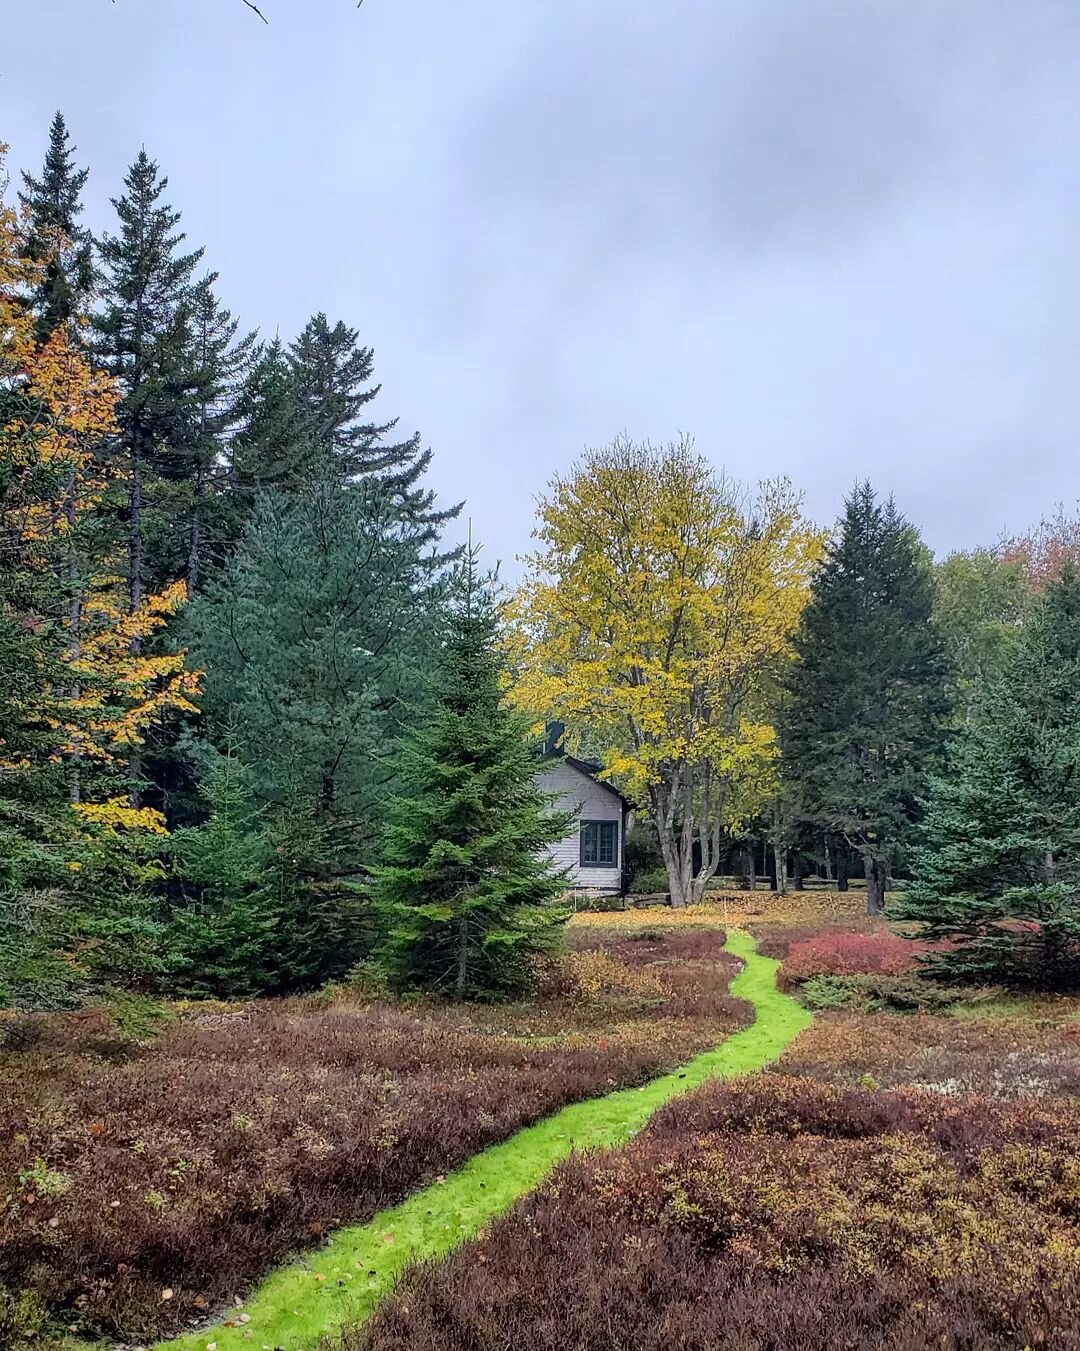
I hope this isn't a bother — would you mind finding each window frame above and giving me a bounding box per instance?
[580,818,619,869]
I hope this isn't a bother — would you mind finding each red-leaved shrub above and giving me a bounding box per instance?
[780,929,947,986]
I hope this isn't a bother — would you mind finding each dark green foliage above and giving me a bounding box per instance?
[374,557,572,999]
[94,150,205,604]
[18,111,95,340]
[179,274,257,594]
[188,475,441,980]
[782,482,949,913]
[799,972,964,1013]
[288,313,460,546]
[165,745,281,997]
[228,337,314,500]
[899,567,1080,989]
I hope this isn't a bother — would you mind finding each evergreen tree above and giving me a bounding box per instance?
[898,567,1080,989]
[165,743,281,997]
[181,274,257,595]
[94,150,204,608]
[18,111,95,340]
[374,554,572,999]
[288,313,459,549]
[228,337,314,498]
[781,482,949,913]
[187,472,444,976]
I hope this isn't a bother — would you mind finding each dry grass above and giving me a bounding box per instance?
[572,887,868,933]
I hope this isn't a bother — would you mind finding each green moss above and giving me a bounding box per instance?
[156,930,810,1351]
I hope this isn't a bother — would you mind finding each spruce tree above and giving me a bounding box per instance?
[18,111,95,340]
[898,567,1080,989]
[781,482,949,913]
[374,554,572,999]
[94,150,204,608]
[187,472,443,978]
[229,337,314,497]
[288,313,459,549]
[181,274,257,595]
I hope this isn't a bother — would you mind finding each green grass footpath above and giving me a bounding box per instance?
[158,930,812,1351]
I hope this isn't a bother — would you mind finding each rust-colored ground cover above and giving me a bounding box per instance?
[343,1074,1080,1351]
[0,928,747,1344]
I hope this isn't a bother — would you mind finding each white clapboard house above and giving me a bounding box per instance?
[537,726,633,895]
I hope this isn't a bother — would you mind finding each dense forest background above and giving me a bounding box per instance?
[3,113,1078,1011]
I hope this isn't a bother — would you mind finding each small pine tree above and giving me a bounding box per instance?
[898,567,1080,989]
[374,555,572,999]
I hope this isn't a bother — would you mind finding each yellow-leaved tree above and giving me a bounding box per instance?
[508,435,823,907]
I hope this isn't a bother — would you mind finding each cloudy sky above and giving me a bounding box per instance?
[4,0,1080,569]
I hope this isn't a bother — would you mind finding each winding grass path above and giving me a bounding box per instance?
[158,929,811,1351]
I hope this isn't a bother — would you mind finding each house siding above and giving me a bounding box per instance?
[540,760,624,893]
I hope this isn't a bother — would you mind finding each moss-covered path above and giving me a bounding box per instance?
[158,929,811,1351]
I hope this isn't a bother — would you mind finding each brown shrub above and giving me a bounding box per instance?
[0,928,747,1342]
[343,1075,1080,1351]
[776,1010,1080,1098]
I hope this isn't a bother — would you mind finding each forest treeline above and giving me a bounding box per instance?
[2,114,1078,1009]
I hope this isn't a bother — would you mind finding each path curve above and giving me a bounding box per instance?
[158,929,810,1351]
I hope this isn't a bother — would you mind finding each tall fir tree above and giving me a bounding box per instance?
[374,553,572,999]
[781,482,949,913]
[228,336,313,498]
[18,111,95,341]
[181,273,256,596]
[94,150,204,610]
[898,567,1080,989]
[288,313,459,550]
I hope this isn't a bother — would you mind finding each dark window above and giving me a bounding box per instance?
[580,819,618,868]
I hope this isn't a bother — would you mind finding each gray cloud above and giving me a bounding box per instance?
[4,0,1080,570]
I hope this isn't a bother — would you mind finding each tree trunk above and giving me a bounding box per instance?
[128,456,144,616]
[835,844,849,893]
[865,858,886,916]
[747,846,756,892]
[455,913,468,998]
[651,772,697,908]
[64,477,83,805]
[772,808,786,896]
[823,838,833,883]
[187,496,202,600]
[792,851,804,891]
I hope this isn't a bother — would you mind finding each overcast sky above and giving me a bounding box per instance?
[4,0,1080,570]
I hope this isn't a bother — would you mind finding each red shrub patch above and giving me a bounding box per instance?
[780,929,947,986]
[342,1075,1080,1351]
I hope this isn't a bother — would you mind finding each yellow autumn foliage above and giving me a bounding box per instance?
[508,434,823,904]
